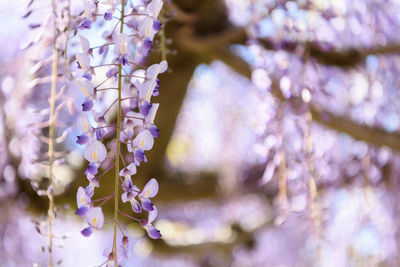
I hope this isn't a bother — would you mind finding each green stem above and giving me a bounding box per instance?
[113,0,125,265]
[48,0,58,266]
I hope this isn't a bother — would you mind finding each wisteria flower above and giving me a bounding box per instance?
[121,176,141,213]
[132,130,154,151]
[138,178,159,211]
[141,206,161,239]
[119,162,137,176]
[76,186,91,217]
[81,207,105,237]
[84,140,107,163]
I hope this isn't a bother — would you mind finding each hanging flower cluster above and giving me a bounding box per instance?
[20,0,80,265]
[71,0,166,264]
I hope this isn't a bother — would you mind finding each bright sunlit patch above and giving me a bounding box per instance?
[134,239,153,258]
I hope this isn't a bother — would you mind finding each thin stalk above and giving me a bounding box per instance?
[276,104,288,224]
[113,1,125,265]
[48,0,59,266]
[64,0,72,80]
[305,111,321,237]
[118,210,140,222]
[305,111,322,265]
[91,42,115,50]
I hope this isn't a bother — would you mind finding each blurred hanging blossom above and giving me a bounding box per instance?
[20,0,81,265]
[71,0,166,265]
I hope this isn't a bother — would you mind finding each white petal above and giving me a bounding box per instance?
[158,60,168,73]
[77,186,91,208]
[145,103,159,124]
[138,16,154,38]
[127,163,137,175]
[139,80,156,103]
[78,35,90,54]
[76,54,91,71]
[130,199,142,213]
[121,192,129,203]
[87,207,104,229]
[77,115,92,133]
[118,33,128,54]
[146,0,163,18]
[132,130,154,151]
[126,111,144,127]
[84,141,107,163]
[76,78,94,96]
[140,178,159,199]
[84,0,95,17]
[146,61,168,81]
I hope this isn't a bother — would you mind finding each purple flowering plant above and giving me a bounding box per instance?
[7,0,400,266]
[70,0,166,265]
[20,0,83,265]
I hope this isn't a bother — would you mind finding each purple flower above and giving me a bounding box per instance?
[83,72,92,80]
[134,149,147,165]
[77,186,91,209]
[85,183,96,198]
[129,98,138,109]
[75,206,88,217]
[82,97,94,111]
[139,102,151,116]
[106,67,118,78]
[78,115,93,133]
[76,134,89,145]
[72,0,167,248]
[153,20,162,31]
[152,86,159,96]
[141,198,154,211]
[78,18,92,30]
[87,207,104,229]
[130,199,142,213]
[138,178,159,211]
[145,224,162,239]
[132,130,154,151]
[104,10,113,21]
[143,39,153,51]
[95,128,106,140]
[121,236,130,259]
[119,54,128,65]
[119,162,137,176]
[121,176,142,213]
[85,162,98,177]
[141,207,161,239]
[76,54,91,72]
[121,176,139,195]
[145,103,159,124]
[98,45,106,55]
[81,226,93,237]
[84,141,107,163]
[148,125,160,138]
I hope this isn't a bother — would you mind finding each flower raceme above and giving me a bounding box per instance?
[72,0,166,263]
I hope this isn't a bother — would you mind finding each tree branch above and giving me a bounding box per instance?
[269,79,400,151]
[309,105,400,151]
[257,38,400,68]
